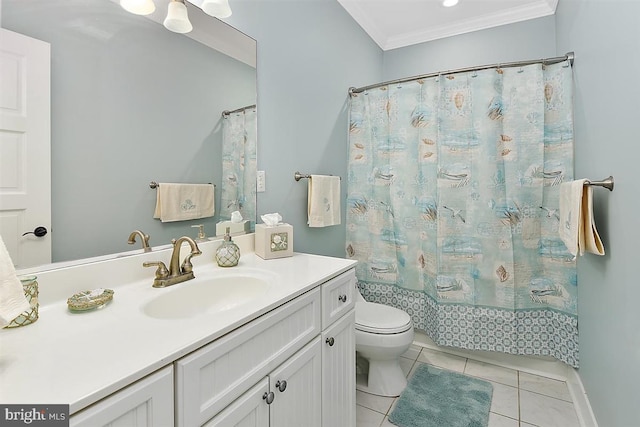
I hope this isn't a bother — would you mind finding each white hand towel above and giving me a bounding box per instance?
[0,234,30,328]
[154,183,215,223]
[559,179,604,257]
[307,175,341,227]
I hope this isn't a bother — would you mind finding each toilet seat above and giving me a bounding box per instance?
[355,302,412,334]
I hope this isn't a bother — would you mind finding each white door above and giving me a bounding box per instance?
[0,28,51,268]
[322,310,356,427]
[204,378,270,427]
[270,337,322,427]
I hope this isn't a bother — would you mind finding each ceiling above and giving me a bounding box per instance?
[337,0,558,51]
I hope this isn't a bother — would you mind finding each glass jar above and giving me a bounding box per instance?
[4,275,39,328]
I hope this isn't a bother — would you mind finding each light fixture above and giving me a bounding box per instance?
[201,0,232,18]
[163,0,193,33]
[442,0,459,7]
[120,0,156,15]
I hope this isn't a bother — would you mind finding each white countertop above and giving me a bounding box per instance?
[1,239,356,414]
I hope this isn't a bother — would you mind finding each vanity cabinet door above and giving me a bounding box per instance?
[203,378,269,427]
[269,337,322,427]
[70,365,173,427]
[321,310,356,427]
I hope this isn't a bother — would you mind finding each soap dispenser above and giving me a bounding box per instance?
[191,224,207,242]
[216,227,240,267]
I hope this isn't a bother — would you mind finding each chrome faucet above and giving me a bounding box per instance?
[143,236,202,288]
[128,230,151,252]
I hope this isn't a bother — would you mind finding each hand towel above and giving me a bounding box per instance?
[0,234,30,328]
[582,184,605,255]
[308,175,341,227]
[154,183,215,222]
[559,179,604,257]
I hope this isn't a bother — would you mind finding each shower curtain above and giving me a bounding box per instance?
[346,61,579,367]
[220,107,257,223]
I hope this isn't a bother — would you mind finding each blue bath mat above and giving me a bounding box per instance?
[389,364,493,427]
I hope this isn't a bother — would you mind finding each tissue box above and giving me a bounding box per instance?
[216,220,251,236]
[255,223,293,259]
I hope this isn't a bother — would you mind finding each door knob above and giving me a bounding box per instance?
[262,391,275,404]
[22,226,48,237]
[338,294,347,303]
[326,337,335,346]
[275,380,287,392]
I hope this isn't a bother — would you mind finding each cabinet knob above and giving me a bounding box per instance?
[338,294,347,303]
[262,391,275,405]
[326,337,335,346]
[275,380,287,392]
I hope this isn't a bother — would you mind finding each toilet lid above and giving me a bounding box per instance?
[355,302,412,334]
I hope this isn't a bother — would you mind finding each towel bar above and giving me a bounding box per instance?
[149,181,214,189]
[294,172,341,181]
[584,176,614,191]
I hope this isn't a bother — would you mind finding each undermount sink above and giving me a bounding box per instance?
[142,269,274,319]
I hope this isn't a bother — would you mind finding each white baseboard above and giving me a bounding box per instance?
[566,368,599,427]
[412,331,599,427]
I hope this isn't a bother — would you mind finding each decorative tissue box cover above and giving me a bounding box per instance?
[255,223,293,259]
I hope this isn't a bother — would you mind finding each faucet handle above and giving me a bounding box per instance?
[181,249,202,274]
[143,261,169,279]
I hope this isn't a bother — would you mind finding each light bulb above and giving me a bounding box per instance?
[201,0,232,18]
[164,0,193,33]
[442,0,459,7]
[120,0,156,15]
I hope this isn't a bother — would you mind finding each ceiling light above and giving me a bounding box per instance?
[120,0,156,15]
[442,0,459,7]
[201,0,232,18]
[164,0,193,33]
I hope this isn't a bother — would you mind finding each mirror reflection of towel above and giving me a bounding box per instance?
[0,235,29,328]
[154,183,215,222]
[308,175,341,227]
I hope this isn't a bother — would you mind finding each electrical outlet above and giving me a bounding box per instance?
[257,170,266,192]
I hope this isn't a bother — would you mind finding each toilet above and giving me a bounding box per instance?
[355,287,414,397]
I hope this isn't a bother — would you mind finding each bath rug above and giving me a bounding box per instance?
[388,364,493,427]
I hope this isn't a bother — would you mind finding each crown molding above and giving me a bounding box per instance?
[339,0,558,51]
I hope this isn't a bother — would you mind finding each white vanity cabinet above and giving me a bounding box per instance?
[61,264,357,427]
[70,365,174,427]
[180,268,356,427]
[320,271,356,427]
[175,287,322,426]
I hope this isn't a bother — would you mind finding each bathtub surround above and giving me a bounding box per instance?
[388,364,493,427]
[347,61,578,366]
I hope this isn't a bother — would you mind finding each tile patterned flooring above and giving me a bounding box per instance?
[356,344,582,427]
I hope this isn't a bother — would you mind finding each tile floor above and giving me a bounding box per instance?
[356,344,581,427]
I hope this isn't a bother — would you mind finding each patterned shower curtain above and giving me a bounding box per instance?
[220,107,257,224]
[346,61,579,367]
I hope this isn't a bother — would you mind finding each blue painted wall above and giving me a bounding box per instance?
[556,1,640,426]
[382,16,557,80]
[227,0,383,257]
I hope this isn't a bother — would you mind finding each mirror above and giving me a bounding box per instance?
[1,0,257,268]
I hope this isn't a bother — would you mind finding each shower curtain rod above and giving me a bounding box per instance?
[348,52,574,95]
[222,104,257,117]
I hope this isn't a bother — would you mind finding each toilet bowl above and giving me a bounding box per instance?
[355,290,414,397]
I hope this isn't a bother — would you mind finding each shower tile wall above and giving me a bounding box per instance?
[356,344,581,427]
